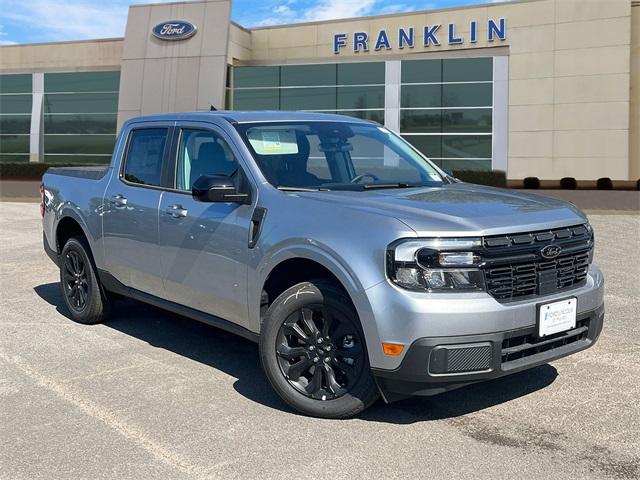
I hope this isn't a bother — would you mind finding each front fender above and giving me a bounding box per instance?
[247,240,383,363]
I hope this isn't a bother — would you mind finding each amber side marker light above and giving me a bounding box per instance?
[382,343,405,356]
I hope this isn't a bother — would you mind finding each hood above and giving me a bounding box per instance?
[293,183,587,236]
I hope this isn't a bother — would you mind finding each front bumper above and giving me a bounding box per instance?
[372,303,604,402]
[360,264,604,371]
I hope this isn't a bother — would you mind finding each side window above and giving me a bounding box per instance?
[175,128,239,191]
[123,128,168,186]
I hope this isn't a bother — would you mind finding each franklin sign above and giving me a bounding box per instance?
[152,21,197,41]
[333,18,506,54]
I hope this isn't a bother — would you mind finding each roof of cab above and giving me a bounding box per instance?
[123,110,377,126]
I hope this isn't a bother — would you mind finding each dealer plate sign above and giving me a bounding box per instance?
[538,298,577,337]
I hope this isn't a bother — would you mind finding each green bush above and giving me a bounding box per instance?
[452,169,507,188]
[596,177,613,190]
[3,162,509,188]
[560,177,577,190]
[523,177,540,189]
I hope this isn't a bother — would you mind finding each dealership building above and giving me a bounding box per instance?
[0,0,638,180]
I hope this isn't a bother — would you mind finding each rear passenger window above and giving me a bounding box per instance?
[123,128,168,186]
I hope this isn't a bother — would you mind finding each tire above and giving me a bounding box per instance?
[260,279,379,418]
[59,236,110,325]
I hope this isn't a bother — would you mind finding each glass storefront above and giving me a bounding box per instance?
[400,57,493,171]
[2,59,493,171]
[231,57,494,171]
[43,71,119,164]
[0,71,120,164]
[231,62,385,124]
[0,74,32,162]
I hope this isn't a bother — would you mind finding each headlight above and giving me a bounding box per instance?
[585,222,595,264]
[387,238,486,292]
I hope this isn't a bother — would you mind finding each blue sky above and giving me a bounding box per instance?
[0,0,504,46]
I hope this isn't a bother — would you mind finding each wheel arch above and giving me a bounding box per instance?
[261,257,344,310]
[56,215,89,254]
[251,245,379,348]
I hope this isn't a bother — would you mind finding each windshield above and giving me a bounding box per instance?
[235,121,446,191]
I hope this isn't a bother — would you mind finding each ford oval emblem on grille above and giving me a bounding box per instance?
[152,21,197,41]
[540,244,562,259]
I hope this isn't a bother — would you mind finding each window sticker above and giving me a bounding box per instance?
[248,128,299,155]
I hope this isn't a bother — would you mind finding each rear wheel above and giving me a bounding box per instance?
[59,237,110,324]
[260,280,379,418]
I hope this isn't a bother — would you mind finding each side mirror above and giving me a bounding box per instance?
[192,175,251,204]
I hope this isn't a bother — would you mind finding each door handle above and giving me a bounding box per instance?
[165,204,188,218]
[110,194,128,207]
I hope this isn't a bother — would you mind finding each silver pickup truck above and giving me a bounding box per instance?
[42,111,604,418]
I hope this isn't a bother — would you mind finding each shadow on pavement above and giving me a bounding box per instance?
[35,282,557,423]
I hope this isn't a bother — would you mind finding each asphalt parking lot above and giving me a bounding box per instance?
[1,202,638,480]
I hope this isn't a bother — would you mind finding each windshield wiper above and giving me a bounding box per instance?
[362,183,425,190]
[276,186,330,192]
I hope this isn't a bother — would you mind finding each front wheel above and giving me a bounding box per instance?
[260,280,379,418]
[59,236,110,325]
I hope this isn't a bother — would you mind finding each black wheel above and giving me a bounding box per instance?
[59,236,110,325]
[260,280,379,418]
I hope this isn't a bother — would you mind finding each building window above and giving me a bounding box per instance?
[231,58,494,171]
[231,62,385,124]
[43,71,120,164]
[0,74,32,163]
[400,57,493,171]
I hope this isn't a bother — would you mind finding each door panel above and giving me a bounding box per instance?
[158,125,252,328]
[101,126,169,296]
[102,184,163,295]
[159,192,251,326]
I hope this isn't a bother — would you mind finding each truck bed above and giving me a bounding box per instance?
[45,166,109,180]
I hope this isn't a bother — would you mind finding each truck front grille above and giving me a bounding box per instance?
[481,224,593,302]
[485,251,590,300]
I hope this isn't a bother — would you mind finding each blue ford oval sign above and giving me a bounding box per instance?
[152,21,197,41]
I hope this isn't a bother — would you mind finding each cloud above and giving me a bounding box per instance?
[302,0,378,21]
[0,23,18,45]
[245,0,445,28]
[251,0,386,27]
[0,0,175,44]
[273,5,292,14]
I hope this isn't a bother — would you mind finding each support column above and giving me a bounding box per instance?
[384,60,401,134]
[492,56,509,173]
[29,73,44,163]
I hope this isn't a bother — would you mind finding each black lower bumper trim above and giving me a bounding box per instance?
[372,304,604,402]
[43,231,59,266]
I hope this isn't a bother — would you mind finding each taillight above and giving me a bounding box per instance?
[40,183,45,218]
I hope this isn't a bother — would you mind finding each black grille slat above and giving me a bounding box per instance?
[535,232,554,242]
[501,319,590,364]
[485,237,511,247]
[482,224,593,302]
[511,234,534,245]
